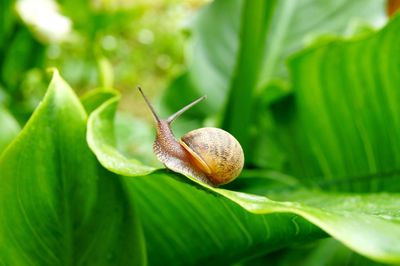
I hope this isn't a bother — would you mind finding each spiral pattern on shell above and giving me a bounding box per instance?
[179,127,244,185]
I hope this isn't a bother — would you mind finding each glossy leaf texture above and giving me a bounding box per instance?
[0,71,146,265]
[87,14,400,265]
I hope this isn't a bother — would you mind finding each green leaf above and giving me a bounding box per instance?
[259,0,386,87]
[0,70,146,265]
[87,95,155,176]
[88,91,400,264]
[219,190,400,264]
[273,14,400,191]
[0,106,20,154]
[122,172,324,265]
[221,0,277,153]
[83,88,160,167]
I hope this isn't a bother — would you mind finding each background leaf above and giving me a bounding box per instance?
[221,0,277,153]
[259,0,386,87]
[272,14,400,192]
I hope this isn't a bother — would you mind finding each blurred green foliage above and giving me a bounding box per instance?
[0,0,207,122]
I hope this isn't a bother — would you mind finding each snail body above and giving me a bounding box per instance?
[138,88,244,186]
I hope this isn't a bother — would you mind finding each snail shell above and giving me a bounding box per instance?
[179,128,244,185]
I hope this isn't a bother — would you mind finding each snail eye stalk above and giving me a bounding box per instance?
[137,86,161,123]
[166,95,207,124]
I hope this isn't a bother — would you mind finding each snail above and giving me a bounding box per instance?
[138,87,244,187]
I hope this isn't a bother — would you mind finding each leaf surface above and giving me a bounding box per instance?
[123,172,323,265]
[0,70,146,265]
[87,96,155,176]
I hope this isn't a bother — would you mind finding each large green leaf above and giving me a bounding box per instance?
[122,172,323,265]
[273,14,400,191]
[0,105,20,154]
[0,70,146,265]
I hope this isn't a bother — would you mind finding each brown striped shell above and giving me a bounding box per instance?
[179,127,244,186]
